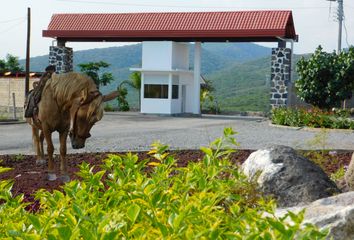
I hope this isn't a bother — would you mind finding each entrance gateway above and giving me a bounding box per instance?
[43,11,298,114]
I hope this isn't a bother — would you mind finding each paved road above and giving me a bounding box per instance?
[0,112,353,155]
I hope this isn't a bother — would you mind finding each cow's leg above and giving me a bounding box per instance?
[59,131,70,182]
[43,129,56,181]
[32,126,45,165]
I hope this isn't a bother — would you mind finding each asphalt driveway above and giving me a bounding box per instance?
[0,112,353,155]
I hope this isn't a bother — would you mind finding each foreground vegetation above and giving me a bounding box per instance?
[0,129,327,239]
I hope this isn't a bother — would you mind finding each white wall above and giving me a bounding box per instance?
[172,42,189,70]
[139,41,196,115]
[141,99,172,114]
[179,73,194,113]
[142,42,172,70]
[143,73,168,84]
[141,72,172,114]
[171,75,181,114]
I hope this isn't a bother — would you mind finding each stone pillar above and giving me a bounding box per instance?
[270,48,291,108]
[49,46,73,73]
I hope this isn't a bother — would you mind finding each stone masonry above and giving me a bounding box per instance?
[270,48,291,108]
[49,46,73,73]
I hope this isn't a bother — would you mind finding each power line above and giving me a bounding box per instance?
[0,18,26,35]
[0,16,26,24]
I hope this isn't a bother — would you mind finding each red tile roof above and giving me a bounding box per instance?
[43,11,297,42]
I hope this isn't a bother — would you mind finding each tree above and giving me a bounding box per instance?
[0,54,23,72]
[200,78,220,114]
[116,84,130,111]
[295,46,354,109]
[77,61,113,89]
[120,71,141,110]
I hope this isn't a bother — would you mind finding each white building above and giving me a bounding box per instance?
[131,41,201,115]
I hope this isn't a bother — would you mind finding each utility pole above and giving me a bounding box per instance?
[328,0,344,53]
[25,7,31,96]
[337,0,343,53]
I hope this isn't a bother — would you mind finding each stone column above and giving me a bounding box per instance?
[270,48,291,108]
[49,46,73,73]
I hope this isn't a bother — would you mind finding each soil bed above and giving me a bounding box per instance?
[0,150,352,212]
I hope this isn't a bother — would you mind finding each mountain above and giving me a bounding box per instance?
[20,42,276,111]
[205,54,303,112]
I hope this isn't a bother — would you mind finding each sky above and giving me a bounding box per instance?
[0,0,353,60]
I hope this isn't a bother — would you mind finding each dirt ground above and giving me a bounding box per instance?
[0,150,352,212]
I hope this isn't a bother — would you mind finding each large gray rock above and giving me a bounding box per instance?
[242,145,340,207]
[275,192,354,240]
[344,152,354,191]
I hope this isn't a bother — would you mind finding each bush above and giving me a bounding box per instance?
[117,86,130,111]
[271,107,354,129]
[0,129,327,239]
[296,46,354,109]
[104,103,114,112]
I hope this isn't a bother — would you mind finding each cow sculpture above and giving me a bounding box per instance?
[26,72,118,181]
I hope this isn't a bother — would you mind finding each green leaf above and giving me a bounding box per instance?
[200,146,213,156]
[73,203,84,218]
[28,215,41,232]
[0,166,12,174]
[157,222,169,237]
[127,204,141,224]
[102,231,119,240]
[267,218,287,234]
[48,234,57,240]
[57,226,72,240]
[79,225,96,240]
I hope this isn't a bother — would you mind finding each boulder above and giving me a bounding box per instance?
[275,192,354,240]
[344,152,354,191]
[241,145,340,207]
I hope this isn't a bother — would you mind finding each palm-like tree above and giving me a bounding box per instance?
[120,71,141,110]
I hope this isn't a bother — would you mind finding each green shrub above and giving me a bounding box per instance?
[296,46,354,109]
[117,86,130,111]
[271,107,354,129]
[104,103,114,112]
[0,129,328,239]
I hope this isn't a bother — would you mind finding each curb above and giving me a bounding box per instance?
[0,120,26,125]
[269,123,354,133]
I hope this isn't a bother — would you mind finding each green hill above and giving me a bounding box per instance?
[20,43,295,112]
[206,54,303,113]
[206,57,271,112]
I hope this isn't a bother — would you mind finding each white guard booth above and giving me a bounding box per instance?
[131,41,201,115]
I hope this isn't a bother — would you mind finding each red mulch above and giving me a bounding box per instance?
[0,150,352,212]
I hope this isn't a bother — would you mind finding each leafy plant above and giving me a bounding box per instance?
[201,78,221,114]
[301,129,340,176]
[0,129,328,239]
[77,61,114,89]
[271,107,354,129]
[330,166,346,182]
[296,46,354,109]
[12,154,25,161]
[120,71,141,110]
[103,103,114,112]
[0,54,23,72]
[117,85,130,111]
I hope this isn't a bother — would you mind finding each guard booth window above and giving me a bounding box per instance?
[144,84,168,99]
